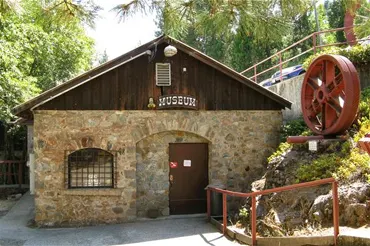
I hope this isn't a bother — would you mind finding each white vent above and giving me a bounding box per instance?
[156,63,171,86]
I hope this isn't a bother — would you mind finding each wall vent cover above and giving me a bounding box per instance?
[156,63,171,86]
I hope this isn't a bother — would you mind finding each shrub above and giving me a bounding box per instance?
[238,207,249,227]
[280,118,310,142]
[302,44,370,70]
[267,142,292,163]
[296,140,370,182]
[296,153,340,182]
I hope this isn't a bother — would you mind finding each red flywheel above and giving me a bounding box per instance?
[301,55,360,135]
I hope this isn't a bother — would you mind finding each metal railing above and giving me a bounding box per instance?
[206,177,339,246]
[0,160,27,188]
[240,26,368,83]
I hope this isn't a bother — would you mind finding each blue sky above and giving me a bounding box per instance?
[87,1,157,59]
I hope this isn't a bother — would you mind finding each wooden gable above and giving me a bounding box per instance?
[14,36,291,120]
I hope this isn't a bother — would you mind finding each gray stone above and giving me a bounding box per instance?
[225,134,235,141]
[251,178,266,192]
[147,209,160,218]
[112,207,124,214]
[7,194,22,201]
[124,170,136,179]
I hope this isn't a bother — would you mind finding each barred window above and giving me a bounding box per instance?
[67,148,114,189]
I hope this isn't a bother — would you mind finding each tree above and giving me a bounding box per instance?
[114,0,310,41]
[0,0,96,158]
[98,50,109,65]
[353,1,370,38]
[0,0,95,123]
[326,0,346,42]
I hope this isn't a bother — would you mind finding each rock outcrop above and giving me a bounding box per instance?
[244,146,370,236]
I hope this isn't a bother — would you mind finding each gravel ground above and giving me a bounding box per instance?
[0,192,242,246]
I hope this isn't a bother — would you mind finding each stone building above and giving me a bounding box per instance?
[13,35,291,226]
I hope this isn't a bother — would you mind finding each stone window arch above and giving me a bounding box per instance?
[67,148,114,188]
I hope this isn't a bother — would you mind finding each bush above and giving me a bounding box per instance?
[280,118,310,142]
[267,142,292,163]
[296,153,340,182]
[302,44,370,70]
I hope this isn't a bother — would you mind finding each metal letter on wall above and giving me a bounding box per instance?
[157,95,197,110]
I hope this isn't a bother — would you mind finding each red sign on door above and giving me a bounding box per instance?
[169,162,178,168]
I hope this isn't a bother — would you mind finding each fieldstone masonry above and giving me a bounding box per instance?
[33,110,282,226]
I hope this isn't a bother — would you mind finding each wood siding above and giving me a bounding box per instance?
[38,43,283,111]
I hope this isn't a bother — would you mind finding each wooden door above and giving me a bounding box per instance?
[169,143,208,215]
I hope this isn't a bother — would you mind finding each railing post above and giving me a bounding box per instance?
[207,189,211,221]
[253,65,257,83]
[313,33,317,54]
[332,181,340,246]
[222,193,227,235]
[18,162,23,188]
[279,52,283,83]
[251,195,257,246]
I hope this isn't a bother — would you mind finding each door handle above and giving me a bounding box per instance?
[169,174,174,186]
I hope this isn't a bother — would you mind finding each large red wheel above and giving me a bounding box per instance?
[301,55,360,135]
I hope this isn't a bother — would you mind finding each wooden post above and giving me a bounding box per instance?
[222,193,227,235]
[251,195,257,246]
[207,189,211,221]
[313,33,317,54]
[332,181,340,246]
[7,162,13,184]
[18,161,23,188]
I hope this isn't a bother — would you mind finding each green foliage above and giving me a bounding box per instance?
[268,142,292,163]
[354,1,370,39]
[0,0,96,158]
[303,43,370,70]
[302,47,341,69]
[356,87,370,137]
[296,142,370,182]
[325,0,346,42]
[238,207,249,226]
[296,153,341,182]
[0,0,95,122]
[280,118,310,142]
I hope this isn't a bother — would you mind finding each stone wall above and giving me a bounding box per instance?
[33,110,282,226]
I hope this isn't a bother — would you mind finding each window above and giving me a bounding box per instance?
[67,148,114,189]
[156,63,171,86]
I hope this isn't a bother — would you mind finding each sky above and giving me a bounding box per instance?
[87,1,157,59]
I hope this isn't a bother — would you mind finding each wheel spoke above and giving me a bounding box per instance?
[328,73,344,97]
[307,77,319,90]
[324,61,335,86]
[324,103,338,130]
[321,104,326,130]
[327,99,342,115]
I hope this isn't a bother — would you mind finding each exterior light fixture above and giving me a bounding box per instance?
[164,45,177,57]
